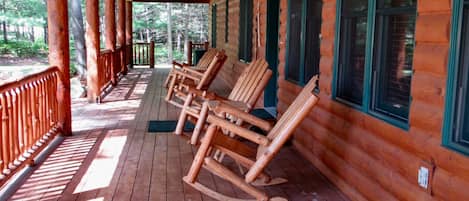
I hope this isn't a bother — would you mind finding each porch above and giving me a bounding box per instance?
[6,69,349,201]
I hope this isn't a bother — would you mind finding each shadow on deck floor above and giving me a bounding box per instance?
[8,69,349,201]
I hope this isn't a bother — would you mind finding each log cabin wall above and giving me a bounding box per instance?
[208,0,267,106]
[276,0,469,200]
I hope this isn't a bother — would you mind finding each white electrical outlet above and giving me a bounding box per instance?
[418,166,429,189]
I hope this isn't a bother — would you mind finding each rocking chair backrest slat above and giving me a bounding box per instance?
[228,60,260,100]
[196,48,217,69]
[227,59,270,109]
[197,51,227,90]
[245,76,319,183]
[237,62,269,104]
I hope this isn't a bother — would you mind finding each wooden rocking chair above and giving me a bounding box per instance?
[165,51,227,107]
[164,48,219,88]
[183,76,319,201]
[174,59,273,145]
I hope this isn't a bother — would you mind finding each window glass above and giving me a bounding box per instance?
[304,0,322,81]
[336,0,368,105]
[455,6,469,144]
[372,1,416,121]
[286,0,302,82]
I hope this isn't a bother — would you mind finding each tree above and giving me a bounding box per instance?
[167,3,173,62]
[69,0,87,80]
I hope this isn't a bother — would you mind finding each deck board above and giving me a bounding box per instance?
[8,68,350,201]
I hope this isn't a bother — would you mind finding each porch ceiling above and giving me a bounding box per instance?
[131,0,210,3]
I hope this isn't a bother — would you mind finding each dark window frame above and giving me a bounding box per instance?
[284,0,322,86]
[238,0,253,62]
[332,0,417,130]
[443,0,469,156]
[225,0,229,43]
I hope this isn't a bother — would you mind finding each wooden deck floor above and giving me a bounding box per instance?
[8,69,349,201]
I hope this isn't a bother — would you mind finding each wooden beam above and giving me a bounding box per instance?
[86,0,100,103]
[105,0,116,50]
[47,0,72,136]
[117,0,126,74]
[125,0,133,68]
[105,0,117,85]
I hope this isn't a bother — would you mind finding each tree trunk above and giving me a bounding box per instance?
[184,4,189,62]
[43,22,48,44]
[1,0,5,43]
[43,0,48,44]
[167,3,173,62]
[15,25,19,39]
[70,0,87,80]
[177,31,181,52]
[29,27,35,42]
[146,28,150,43]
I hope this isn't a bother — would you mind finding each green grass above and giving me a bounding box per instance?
[0,40,48,57]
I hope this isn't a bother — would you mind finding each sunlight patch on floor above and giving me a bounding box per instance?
[73,132,128,194]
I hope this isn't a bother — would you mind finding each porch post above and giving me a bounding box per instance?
[47,0,72,136]
[105,0,117,85]
[125,0,133,68]
[86,0,100,103]
[117,0,127,74]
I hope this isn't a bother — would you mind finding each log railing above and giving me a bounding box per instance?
[132,41,154,68]
[187,41,209,66]
[98,49,114,92]
[95,48,128,103]
[0,67,60,187]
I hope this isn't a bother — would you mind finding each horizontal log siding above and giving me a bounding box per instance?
[277,0,469,200]
[209,0,267,106]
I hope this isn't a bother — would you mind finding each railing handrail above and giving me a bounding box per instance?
[0,67,60,93]
[100,49,113,54]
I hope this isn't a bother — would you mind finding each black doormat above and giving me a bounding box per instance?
[250,108,276,121]
[148,120,195,133]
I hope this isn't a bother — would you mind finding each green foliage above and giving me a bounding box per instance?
[0,40,48,57]
[0,0,47,27]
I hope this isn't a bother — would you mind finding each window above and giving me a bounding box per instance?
[333,0,416,129]
[211,4,217,48]
[443,0,469,155]
[285,0,322,85]
[239,0,252,62]
[225,0,229,42]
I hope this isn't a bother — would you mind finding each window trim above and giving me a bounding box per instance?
[443,0,469,156]
[332,0,415,130]
[284,0,317,86]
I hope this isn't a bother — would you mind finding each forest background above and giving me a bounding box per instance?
[0,0,208,80]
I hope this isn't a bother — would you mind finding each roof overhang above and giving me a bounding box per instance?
[131,0,210,3]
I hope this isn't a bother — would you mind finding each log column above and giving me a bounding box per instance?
[125,0,133,68]
[86,0,100,103]
[117,0,127,74]
[47,0,72,136]
[105,0,117,85]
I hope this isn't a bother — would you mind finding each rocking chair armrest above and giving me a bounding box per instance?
[186,87,227,101]
[172,68,202,82]
[207,114,270,146]
[182,67,205,77]
[172,61,184,68]
[189,66,207,72]
[208,101,273,132]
